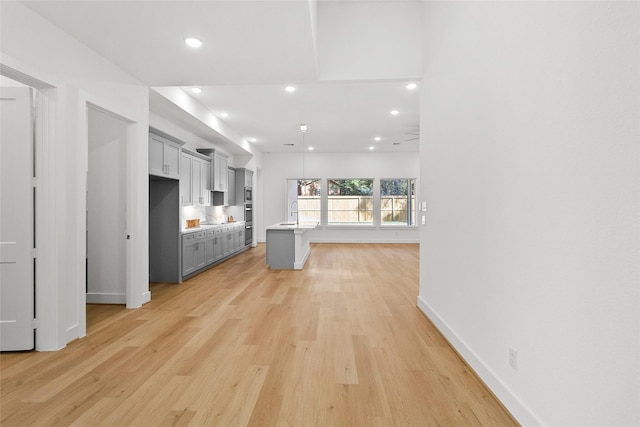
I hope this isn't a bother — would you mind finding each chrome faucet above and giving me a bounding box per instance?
[290,200,299,225]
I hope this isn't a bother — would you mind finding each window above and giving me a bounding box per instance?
[380,178,416,226]
[328,179,374,225]
[297,179,321,222]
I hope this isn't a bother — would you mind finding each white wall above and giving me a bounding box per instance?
[418,2,639,426]
[260,151,419,243]
[1,2,150,349]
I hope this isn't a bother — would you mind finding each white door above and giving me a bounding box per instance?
[0,87,35,351]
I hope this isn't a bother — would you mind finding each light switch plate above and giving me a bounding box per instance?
[422,202,427,211]
[421,215,426,225]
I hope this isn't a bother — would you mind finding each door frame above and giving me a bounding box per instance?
[85,103,134,309]
[1,64,60,350]
[1,61,147,351]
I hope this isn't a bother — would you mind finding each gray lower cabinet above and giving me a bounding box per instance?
[205,228,224,264]
[223,228,233,257]
[235,226,245,252]
[205,229,216,265]
[182,224,248,279]
[213,231,223,261]
[182,231,206,276]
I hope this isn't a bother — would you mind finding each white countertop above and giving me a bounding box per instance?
[182,221,245,234]
[266,221,319,231]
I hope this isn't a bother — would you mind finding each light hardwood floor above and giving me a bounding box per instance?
[1,243,517,426]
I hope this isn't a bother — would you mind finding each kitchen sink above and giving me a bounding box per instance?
[279,222,297,226]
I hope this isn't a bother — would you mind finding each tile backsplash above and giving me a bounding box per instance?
[181,205,227,227]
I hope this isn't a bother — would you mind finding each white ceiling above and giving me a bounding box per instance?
[22,0,422,153]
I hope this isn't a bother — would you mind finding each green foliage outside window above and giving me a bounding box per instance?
[328,179,373,196]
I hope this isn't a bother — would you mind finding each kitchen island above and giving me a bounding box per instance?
[265,222,319,270]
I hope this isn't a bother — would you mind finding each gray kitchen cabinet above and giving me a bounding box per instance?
[181,150,212,206]
[182,223,249,280]
[235,168,254,203]
[244,169,253,187]
[201,160,211,204]
[195,148,229,205]
[205,229,215,265]
[149,133,181,180]
[222,227,234,257]
[213,229,223,261]
[204,228,224,265]
[214,152,229,192]
[182,231,206,276]
[231,225,239,252]
[227,168,236,206]
[236,225,245,252]
[191,155,202,206]
[180,153,192,206]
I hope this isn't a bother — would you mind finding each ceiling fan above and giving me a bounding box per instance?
[394,130,420,145]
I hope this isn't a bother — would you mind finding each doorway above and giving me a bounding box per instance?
[86,106,128,315]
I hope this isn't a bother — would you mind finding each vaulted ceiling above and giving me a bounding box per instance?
[22,1,422,153]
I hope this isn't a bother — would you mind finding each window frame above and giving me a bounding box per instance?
[379,178,418,228]
[326,178,375,226]
[285,178,322,225]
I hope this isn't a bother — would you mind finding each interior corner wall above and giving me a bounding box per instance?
[418,2,640,426]
[1,2,150,348]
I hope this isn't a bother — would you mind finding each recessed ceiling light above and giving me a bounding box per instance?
[285,86,296,93]
[220,112,229,118]
[374,136,381,141]
[369,146,375,150]
[184,37,203,48]
[406,83,418,90]
[190,87,202,94]
[390,110,400,116]
[308,147,314,151]
[248,138,257,142]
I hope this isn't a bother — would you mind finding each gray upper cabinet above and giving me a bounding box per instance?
[196,148,229,205]
[235,168,254,203]
[201,159,211,204]
[213,152,229,192]
[227,168,236,206]
[181,149,212,206]
[149,133,181,180]
[180,153,193,206]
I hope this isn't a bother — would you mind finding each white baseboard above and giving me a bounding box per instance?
[311,238,419,244]
[140,291,151,305]
[257,238,419,244]
[294,245,311,269]
[86,292,126,304]
[416,296,544,427]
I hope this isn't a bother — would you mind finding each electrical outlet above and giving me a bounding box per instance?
[509,347,518,371]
